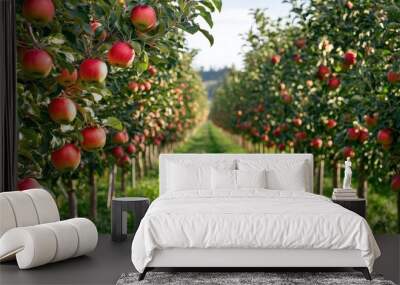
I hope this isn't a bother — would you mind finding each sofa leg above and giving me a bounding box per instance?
[138,268,148,281]
[354,267,371,280]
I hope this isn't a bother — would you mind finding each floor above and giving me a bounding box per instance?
[0,234,399,285]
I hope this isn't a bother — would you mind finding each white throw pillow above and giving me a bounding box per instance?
[236,169,267,189]
[212,168,237,190]
[265,162,307,191]
[237,159,309,191]
[167,163,212,191]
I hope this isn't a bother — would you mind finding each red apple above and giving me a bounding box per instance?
[90,20,107,41]
[144,81,151,91]
[17,178,42,191]
[278,143,286,151]
[261,134,269,142]
[391,175,400,192]
[310,138,323,149]
[293,54,302,63]
[358,128,369,143]
[317,65,330,80]
[387,71,399,83]
[347,127,360,141]
[126,144,137,155]
[346,1,354,9]
[271,55,281,65]
[57,68,78,86]
[377,128,393,145]
[342,146,355,158]
[128,81,139,92]
[51,144,81,171]
[328,75,341,90]
[79,58,108,83]
[22,0,55,24]
[112,131,129,144]
[343,50,357,65]
[118,155,131,167]
[48,97,77,124]
[326,119,337,129]
[364,113,378,128]
[112,146,125,159]
[272,127,281,137]
[294,38,306,49]
[22,49,53,77]
[250,127,260,137]
[130,4,157,31]
[280,90,292,104]
[147,65,157,76]
[108,41,135,68]
[295,131,307,141]
[292,117,302,127]
[81,126,106,151]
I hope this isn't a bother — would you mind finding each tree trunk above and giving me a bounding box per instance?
[318,160,325,195]
[397,192,400,233]
[148,145,153,169]
[67,179,77,218]
[89,166,97,221]
[357,161,368,199]
[332,160,341,188]
[142,146,149,176]
[120,167,125,194]
[135,153,141,179]
[131,160,136,189]
[107,164,116,208]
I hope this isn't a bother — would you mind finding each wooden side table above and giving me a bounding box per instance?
[111,197,150,242]
[332,198,366,218]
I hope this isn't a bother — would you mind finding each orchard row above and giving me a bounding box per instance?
[16,0,219,217]
[211,1,400,196]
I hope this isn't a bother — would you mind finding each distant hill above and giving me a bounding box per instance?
[199,67,230,100]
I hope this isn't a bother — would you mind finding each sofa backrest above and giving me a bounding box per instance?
[159,154,313,195]
[0,189,60,237]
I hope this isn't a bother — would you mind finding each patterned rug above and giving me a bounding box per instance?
[116,271,395,285]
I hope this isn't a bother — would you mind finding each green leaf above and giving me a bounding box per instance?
[181,22,200,34]
[211,0,222,12]
[199,28,214,45]
[45,33,66,45]
[197,7,213,28]
[130,41,142,56]
[103,117,123,131]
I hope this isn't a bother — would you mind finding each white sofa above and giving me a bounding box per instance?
[0,189,98,269]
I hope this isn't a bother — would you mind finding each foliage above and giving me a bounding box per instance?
[16,0,220,217]
[210,0,400,232]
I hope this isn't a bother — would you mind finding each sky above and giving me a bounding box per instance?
[186,0,291,70]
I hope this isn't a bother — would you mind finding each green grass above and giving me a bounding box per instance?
[175,122,245,153]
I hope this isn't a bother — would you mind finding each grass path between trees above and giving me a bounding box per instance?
[175,121,245,153]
